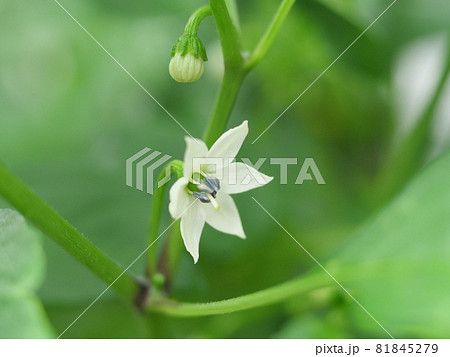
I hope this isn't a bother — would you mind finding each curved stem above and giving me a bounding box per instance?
[184,6,212,35]
[246,0,296,71]
[0,162,138,301]
[148,271,330,316]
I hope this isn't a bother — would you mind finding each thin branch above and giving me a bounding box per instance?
[147,271,330,316]
[246,0,296,71]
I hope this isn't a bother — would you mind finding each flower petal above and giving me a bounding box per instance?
[183,137,208,178]
[204,192,245,239]
[207,121,248,162]
[180,200,206,263]
[221,162,273,194]
[168,177,190,219]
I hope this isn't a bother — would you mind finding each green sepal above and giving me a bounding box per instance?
[169,160,184,178]
[170,34,208,61]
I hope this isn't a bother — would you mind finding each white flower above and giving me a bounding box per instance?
[169,121,273,263]
[169,53,204,83]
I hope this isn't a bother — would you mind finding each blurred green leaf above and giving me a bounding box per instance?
[0,295,54,339]
[328,149,450,338]
[0,209,54,338]
[272,313,351,339]
[46,298,148,338]
[0,209,43,294]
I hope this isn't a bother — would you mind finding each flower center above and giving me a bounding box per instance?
[190,174,221,210]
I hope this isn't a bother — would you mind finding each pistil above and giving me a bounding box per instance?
[207,193,220,210]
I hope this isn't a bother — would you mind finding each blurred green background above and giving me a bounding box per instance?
[1,0,449,338]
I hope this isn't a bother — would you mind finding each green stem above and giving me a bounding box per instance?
[167,222,183,277]
[147,160,183,276]
[203,70,246,146]
[208,0,244,71]
[246,0,296,71]
[148,271,330,316]
[184,6,212,35]
[0,162,138,301]
[154,223,183,293]
[224,0,241,32]
[203,0,246,146]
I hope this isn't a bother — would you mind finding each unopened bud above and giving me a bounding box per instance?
[169,34,207,83]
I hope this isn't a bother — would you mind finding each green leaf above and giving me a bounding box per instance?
[328,150,450,338]
[0,209,54,338]
[0,295,54,339]
[0,209,44,294]
[272,314,351,339]
[46,298,148,338]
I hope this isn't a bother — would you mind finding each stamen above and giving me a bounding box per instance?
[193,191,210,203]
[197,180,215,195]
[191,173,221,209]
[204,176,220,191]
[196,175,220,196]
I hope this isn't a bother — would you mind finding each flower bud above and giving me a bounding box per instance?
[169,52,204,83]
[169,34,208,83]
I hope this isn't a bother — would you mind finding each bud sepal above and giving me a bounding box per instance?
[170,34,208,62]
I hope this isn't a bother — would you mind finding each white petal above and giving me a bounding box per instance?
[207,121,248,162]
[168,177,191,219]
[180,200,206,263]
[221,162,273,194]
[183,137,208,178]
[169,53,204,83]
[204,192,246,239]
